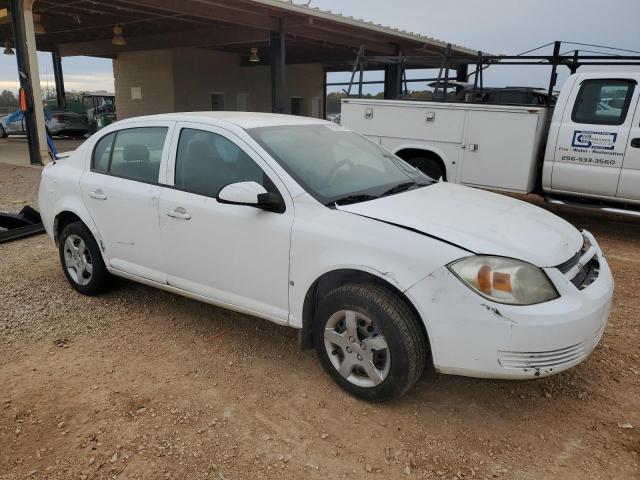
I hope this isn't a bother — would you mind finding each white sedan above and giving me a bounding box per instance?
[38,112,614,401]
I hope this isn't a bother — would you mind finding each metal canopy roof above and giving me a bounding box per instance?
[0,0,475,67]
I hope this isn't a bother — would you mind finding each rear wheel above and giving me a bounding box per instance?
[0,124,7,138]
[313,283,427,401]
[58,221,111,295]
[405,156,446,181]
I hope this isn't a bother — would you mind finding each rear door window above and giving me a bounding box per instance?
[572,79,636,125]
[91,127,168,183]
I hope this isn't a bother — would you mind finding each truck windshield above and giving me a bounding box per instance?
[248,124,432,205]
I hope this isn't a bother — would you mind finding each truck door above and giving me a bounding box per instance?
[616,92,640,201]
[551,78,637,197]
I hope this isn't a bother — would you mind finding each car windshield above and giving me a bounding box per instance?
[248,124,432,205]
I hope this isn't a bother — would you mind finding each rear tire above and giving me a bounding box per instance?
[313,283,427,401]
[0,125,7,138]
[58,221,111,295]
[405,156,446,181]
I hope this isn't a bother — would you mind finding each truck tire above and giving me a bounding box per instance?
[58,221,111,295]
[313,283,427,401]
[406,156,446,181]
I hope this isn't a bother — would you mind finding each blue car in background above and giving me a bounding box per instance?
[0,108,88,138]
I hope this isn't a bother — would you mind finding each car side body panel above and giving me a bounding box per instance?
[287,194,468,328]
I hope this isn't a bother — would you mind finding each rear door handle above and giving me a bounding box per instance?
[631,138,640,148]
[166,207,191,220]
[88,189,107,200]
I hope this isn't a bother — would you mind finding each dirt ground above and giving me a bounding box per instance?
[0,162,638,480]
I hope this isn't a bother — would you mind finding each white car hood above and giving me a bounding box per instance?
[337,182,582,267]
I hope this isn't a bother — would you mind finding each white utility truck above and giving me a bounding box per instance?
[341,72,640,214]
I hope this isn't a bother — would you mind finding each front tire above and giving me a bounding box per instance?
[313,283,427,401]
[58,221,111,295]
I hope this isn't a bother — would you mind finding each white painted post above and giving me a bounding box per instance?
[23,0,49,164]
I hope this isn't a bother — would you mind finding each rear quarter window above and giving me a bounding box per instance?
[92,132,115,172]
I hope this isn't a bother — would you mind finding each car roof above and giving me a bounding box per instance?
[117,112,330,130]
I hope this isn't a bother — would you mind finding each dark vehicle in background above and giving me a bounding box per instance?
[429,81,557,105]
[0,108,88,138]
[82,94,116,133]
[456,86,558,106]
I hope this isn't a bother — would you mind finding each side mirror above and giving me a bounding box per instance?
[217,181,285,213]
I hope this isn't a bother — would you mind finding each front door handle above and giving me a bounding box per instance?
[166,207,191,220]
[630,138,640,148]
[88,189,107,200]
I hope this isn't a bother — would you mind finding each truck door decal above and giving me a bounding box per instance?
[572,131,617,150]
[557,130,623,167]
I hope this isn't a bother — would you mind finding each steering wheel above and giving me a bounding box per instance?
[325,159,354,185]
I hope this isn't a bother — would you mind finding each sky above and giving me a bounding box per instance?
[0,0,639,95]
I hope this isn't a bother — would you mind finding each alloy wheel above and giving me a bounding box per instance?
[323,310,391,387]
[63,234,93,286]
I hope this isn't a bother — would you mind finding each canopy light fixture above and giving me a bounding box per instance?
[112,24,126,46]
[249,47,260,62]
[33,14,46,35]
[3,42,14,55]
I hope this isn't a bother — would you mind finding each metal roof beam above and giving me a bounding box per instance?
[286,25,397,55]
[58,25,269,56]
[113,0,279,31]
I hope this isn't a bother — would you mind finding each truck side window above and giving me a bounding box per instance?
[572,79,636,126]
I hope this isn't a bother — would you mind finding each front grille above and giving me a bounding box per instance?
[498,342,588,370]
[571,258,599,289]
[557,251,581,274]
[555,234,599,290]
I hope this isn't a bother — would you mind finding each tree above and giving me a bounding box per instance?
[0,90,19,109]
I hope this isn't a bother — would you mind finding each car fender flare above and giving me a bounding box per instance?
[295,264,429,351]
[53,200,110,265]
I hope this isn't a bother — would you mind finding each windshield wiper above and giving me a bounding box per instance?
[327,194,379,207]
[381,181,419,196]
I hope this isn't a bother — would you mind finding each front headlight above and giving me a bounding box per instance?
[448,256,559,306]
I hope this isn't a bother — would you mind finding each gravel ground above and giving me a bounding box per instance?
[0,162,638,479]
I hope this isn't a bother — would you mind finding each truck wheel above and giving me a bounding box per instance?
[0,125,7,138]
[406,156,446,181]
[313,283,427,401]
[58,221,111,295]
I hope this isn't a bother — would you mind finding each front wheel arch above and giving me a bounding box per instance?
[299,269,430,354]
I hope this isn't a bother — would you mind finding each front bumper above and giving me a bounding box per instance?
[406,231,614,379]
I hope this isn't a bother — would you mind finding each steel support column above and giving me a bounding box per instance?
[10,0,45,165]
[456,64,469,83]
[384,47,403,100]
[270,29,288,114]
[383,64,402,99]
[52,48,66,109]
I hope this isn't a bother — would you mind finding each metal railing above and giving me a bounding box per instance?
[341,41,640,107]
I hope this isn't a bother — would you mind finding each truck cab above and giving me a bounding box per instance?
[542,72,640,206]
